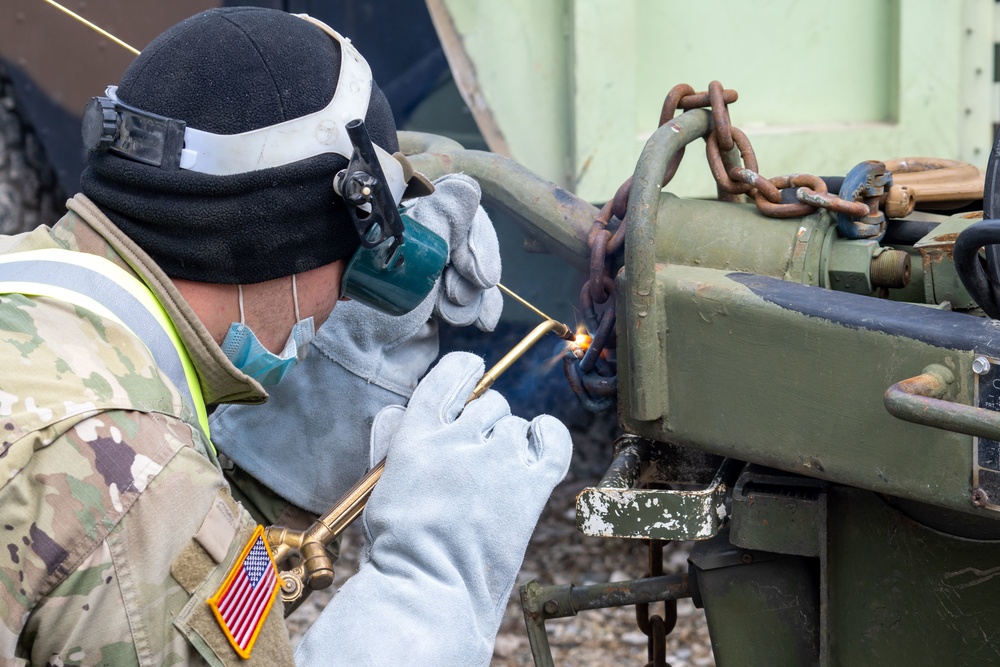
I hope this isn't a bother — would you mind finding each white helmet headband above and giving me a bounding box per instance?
[103,14,405,204]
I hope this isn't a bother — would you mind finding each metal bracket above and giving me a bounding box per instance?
[576,435,737,541]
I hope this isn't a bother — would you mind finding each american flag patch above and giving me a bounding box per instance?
[207,525,280,659]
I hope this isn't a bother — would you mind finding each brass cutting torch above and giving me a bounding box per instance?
[267,316,574,604]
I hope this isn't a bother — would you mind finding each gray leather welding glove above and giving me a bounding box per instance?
[404,173,504,331]
[209,294,438,515]
[211,175,503,514]
[295,352,572,667]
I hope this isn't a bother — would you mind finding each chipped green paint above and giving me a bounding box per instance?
[577,485,728,541]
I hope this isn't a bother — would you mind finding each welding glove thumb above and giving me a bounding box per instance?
[295,352,573,667]
[209,294,438,515]
[404,173,504,331]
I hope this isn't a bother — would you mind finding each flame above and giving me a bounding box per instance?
[538,323,593,372]
[566,323,593,360]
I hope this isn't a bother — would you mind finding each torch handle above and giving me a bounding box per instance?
[315,459,385,542]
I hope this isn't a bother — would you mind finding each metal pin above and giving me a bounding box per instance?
[41,0,141,55]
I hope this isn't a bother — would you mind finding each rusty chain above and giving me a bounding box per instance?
[566,80,888,413]
[670,81,878,219]
[636,538,677,667]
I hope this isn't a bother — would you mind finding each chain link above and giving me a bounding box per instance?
[565,86,694,407]
[691,80,883,221]
[574,80,876,351]
[636,539,677,667]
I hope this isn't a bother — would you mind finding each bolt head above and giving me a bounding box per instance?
[972,488,989,507]
[974,356,992,375]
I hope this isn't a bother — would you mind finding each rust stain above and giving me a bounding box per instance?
[919,233,959,261]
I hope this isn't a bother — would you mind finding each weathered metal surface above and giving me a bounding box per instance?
[730,466,828,558]
[913,218,978,308]
[882,364,1000,442]
[576,481,731,540]
[884,157,984,213]
[398,130,465,155]
[826,239,879,295]
[616,264,1000,517]
[682,86,887,223]
[753,174,827,219]
[974,356,1000,511]
[828,487,1000,665]
[651,195,836,285]
[405,141,595,273]
[835,160,891,239]
[576,437,735,540]
[689,530,821,666]
[870,247,911,289]
[522,574,692,621]
[797,187,871,220]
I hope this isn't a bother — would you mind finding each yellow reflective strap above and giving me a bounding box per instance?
[0,248,213,446]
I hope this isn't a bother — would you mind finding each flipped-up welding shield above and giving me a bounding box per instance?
[340,212,447,316]
[335,117,447,316]
[80,13,446,317]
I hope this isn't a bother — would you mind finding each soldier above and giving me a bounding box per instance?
[0,7,571,666]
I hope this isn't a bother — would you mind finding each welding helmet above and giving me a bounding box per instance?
[80,8,443,315]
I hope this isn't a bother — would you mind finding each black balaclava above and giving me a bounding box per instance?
[80,7,399,284]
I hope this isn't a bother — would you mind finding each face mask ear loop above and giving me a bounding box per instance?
[291,274,302,322]
[237,284,246,325]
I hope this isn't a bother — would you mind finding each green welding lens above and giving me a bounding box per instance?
[340,213,448,316]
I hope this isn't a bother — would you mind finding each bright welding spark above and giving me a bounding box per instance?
[542,324,593,371]
[537,323,591,372]
[570,323,593,358]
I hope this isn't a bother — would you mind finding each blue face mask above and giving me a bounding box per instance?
[221,276,316,387]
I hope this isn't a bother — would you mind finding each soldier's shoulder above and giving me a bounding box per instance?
[0,289,186,442]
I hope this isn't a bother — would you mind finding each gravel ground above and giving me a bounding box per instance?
[286,425,716,667]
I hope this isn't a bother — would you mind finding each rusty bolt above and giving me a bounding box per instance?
[543,600,559,615]
[974,356,992,375]
[740,552,754,565]
[972,488,989,507]
[870,249,911,290]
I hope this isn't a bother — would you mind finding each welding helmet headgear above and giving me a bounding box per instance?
[79,7,412,287]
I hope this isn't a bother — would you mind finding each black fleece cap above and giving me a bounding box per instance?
[80,7,399,284]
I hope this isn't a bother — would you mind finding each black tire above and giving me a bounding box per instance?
[0,67,65,235]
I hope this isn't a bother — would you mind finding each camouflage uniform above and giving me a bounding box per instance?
[0,194,302,666]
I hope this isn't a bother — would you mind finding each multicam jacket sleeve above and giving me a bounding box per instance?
[0,409,296,667]
[0,287,296,666]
